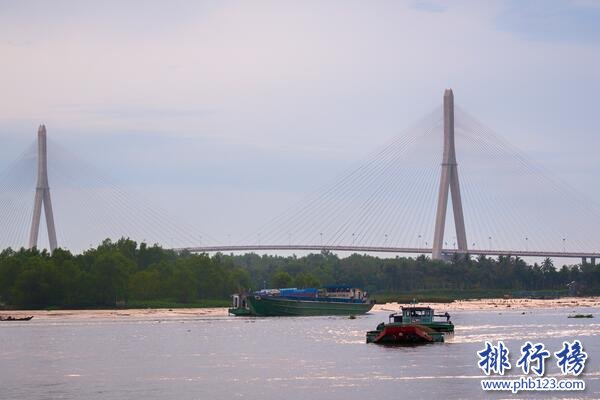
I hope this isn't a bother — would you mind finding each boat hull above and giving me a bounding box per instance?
[366,323,453,344]
[228,307,254,316]
[0,316,33,321]
[247,295,373,316]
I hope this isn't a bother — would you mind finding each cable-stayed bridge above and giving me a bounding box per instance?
[179,245,600,262]
[1,90,599,263]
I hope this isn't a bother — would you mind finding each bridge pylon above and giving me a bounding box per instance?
[432,89,467,260]
[28,125,58,252]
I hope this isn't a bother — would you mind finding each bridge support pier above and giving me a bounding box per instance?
[432,89,468,260]
[592,257,596,265]
[582,257,587,265]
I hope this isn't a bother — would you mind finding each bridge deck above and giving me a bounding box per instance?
[177,245,600,259]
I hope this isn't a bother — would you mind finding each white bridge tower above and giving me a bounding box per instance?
[432,90,467,260]
[28,125,58,251]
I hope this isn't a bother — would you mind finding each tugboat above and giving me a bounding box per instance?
[366,305,453,344]
[229,286,374,316]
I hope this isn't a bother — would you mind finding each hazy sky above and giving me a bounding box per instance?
[1,0,599,250]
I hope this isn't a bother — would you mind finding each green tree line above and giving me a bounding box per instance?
[0,238,250,309]
[224,251,600,297]
[1,239,599,309]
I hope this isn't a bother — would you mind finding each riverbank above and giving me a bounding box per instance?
[2,296,599,321]
[372,289,571,304]
[377,296,600,313]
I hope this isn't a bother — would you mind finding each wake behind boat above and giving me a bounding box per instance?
[230,286,374,316]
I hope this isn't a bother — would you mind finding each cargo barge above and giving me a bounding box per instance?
[230,286,374,316]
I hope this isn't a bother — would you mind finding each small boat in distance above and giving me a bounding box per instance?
[229,286,374,316]
[366,305,453,344]
[229,293,254,316]
[0,316,33,321]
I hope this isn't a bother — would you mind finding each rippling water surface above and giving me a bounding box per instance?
[1,307,598,399]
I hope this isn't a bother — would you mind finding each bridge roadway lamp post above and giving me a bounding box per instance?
[432,89,468,260]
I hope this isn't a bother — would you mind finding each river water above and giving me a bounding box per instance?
[1,307,598,399]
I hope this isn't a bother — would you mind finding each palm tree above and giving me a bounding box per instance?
[541,257,554,273]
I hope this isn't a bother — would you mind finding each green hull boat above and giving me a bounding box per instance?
[247,295,373,316]
[230,286,373,317]
[228,307,254,316]
[229,293,254,316]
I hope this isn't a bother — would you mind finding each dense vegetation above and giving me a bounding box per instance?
[222,252,600,300]
[0,239,250,309]
[0,238,599,309]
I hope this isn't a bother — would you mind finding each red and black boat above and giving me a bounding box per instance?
[366,306,453,344]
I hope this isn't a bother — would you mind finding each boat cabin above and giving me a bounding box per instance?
[389,306,450,325]
[321,285,367,300]
[231,293,249,310]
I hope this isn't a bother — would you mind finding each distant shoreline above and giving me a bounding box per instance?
[1,297,598,321]
[377,296,600,312]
